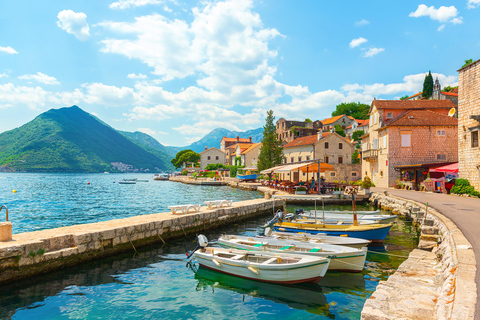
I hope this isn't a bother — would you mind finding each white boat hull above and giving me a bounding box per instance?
[270,231,370,249]
[194,248,329,284]
[302,211,397,224]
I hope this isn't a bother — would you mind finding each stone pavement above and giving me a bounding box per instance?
[373,187,480,319]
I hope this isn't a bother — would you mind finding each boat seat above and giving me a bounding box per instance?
[309,248,321,253]
[253,243,264,247]
[279,245,293,250]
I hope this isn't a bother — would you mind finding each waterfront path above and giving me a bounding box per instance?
[373,187,480,319]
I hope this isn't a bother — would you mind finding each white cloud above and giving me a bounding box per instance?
[0,46,18,54]
[57,10,90,41]
[409,5,463,29]
[349,37,368,48]
[82,83,138,107]
[468,0,480,9]
[18,72,60,85]
[127,73,148,79]
[0,73,8,78]
[363,47,384,58]
[137,127,163,136]
[110,0,164,9]
[354,19,370,27]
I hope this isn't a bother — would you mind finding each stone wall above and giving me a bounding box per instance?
[458,59,480,191]
[0,198,281,285]
[323,163,361,183]
[361,193,476,320]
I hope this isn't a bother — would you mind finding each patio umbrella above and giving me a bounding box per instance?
[299,162,334,173]
[430,163,458,173]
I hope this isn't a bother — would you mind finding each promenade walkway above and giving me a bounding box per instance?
[373,187,480,319]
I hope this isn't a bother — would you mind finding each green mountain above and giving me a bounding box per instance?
[0,106,172,173]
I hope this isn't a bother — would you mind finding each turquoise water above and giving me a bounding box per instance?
[0,173,419,319]
[0,173,261,234]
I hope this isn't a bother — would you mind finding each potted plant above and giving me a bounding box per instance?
[361,176,373,194]
[295,186,307,195]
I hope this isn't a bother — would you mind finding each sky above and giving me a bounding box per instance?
[0,0,479,146]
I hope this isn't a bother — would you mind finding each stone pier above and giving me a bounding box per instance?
[0,198,281,285]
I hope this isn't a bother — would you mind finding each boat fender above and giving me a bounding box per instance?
[340,234,348,237]
[212,258,221,266]
[248,266,259,274]
[327,255,337,259]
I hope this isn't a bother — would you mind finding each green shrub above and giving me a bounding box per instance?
[361,176,373,189]
[451,179,480,197]
[296,187,306,192]
[181,169,188,176]
[205,163,225,170]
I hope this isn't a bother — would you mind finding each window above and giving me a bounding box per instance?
[352,172,357,177]
[339,143,343,149]
[437,154,447,161]
[284,158,287,164]
[369,115,373,126]
[207,156,211,160]
[401,133,411,147]
[472,131,479,148]
[380,171,383,177]
[291,157,294,163]
[325,156,329,163]
[298,157,302,162]
[387,112,393,119]
[330,172,336,177]
[338,156,343,164]
[325,142,329,149]
[374,113,378,124]
[372,139,378,149]
[437,130,446,136]
[306,156,310,161]
[215,156,219,160]
[383,136,387,148]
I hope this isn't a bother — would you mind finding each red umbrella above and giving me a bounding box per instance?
[430,163,458,173]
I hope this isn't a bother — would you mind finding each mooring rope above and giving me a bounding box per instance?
[366,250,409,258]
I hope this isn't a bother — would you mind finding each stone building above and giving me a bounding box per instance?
[220,136,252,151]
[239,143,262,168]
[321,114,355,132]
[362,99,458,188]
[345,119,369,137]
[225,143,253,166]
[199,147,226,170]
[275,118,322,145]
[406,78,458,105]
[458,59,480,191]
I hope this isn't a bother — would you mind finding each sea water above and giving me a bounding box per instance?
[0,173,419,319]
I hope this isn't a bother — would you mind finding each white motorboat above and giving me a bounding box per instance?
[301,211,396,224]
[194,247,330,284]
[136,179,149,182]
[265,231,371,249]
[218,235,367,272]
[118,180,136,184]
[154,173,169,181]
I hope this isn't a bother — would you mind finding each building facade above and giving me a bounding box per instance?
[239,143,262,168]
[362,100,458,188]
[321,115,355,132]
[199,147,226,170]
[406,78,458,105]
[276,118,322,145]
[458,59,480,191]
[220,136,252,151]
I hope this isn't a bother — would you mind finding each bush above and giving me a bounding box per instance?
[296,187,306,192]
[205,163,225,170]
[451,179,480,197]
[361,176,373,189]
[181,169,188,176]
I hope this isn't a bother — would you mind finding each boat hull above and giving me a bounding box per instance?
[269,232,371,249]
[274,223,392,243]
[237,174,258,181]
[302,212,396,224]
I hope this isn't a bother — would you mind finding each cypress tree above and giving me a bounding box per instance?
[257,110,284,173]
[422,71,434,98]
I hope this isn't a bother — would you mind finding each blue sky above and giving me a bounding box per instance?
[0,0,479,146]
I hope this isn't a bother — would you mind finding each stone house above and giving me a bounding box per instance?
[320,114,355,132]
[275,118,322,145]
[220,136,252,151]
[225,142,253,166]
[458,59,480,191]
[361,99,458,188]
[239,143,262,168]
[345,119,369,137]
[199,147,226,170]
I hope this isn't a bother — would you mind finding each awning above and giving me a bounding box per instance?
[300,162,334,173]
[395,162,456,170]
[430,162,458,173]
[275,162,314,173]
[260,165,284,174]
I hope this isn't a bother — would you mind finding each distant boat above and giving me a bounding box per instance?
[136,179,149,182]
[123,178,137,181]
[104,172,109,174]
[154,173,169,181]
[237,174,258,181]
[119,180,136,184]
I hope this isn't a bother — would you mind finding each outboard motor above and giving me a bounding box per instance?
[263,210,284,231]
[186,234,208,259]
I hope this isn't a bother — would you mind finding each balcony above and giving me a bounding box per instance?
[362,149,378,161]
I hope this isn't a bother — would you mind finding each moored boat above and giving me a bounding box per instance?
[118,180,136,184]
[274,221,393,243]
[218,235,367,272]
[154,173,169,181]
[301,211,396,224]
[236,173,258,181]
[266,231,371,249]
[193,247,330,284]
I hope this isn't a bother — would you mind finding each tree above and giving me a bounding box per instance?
[352,149,360,164]
[351,130,365,141]
[462,59,473,69]
[442,85,458,93]
[304,118,312,123]
[171,149,200,169]
[422,71,433,98]
[399,95,410,100]
[257,110,284,172]
[334,124,345,137]
[331,102,370,120]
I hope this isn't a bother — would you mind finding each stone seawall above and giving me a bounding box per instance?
[361,193,476,320]
[0,198,281,285]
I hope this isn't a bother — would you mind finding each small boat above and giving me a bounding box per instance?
[189,235,329,284]
[136,179,149,182]
[123,178,137,181]
[218,235,367,272]
[118,180,136,184]
[295,217,378,225]
[274,221,393,243]
[153,173,169,181]
[301,211,396,224]
[266,231,371,249]
[237,173,258,181]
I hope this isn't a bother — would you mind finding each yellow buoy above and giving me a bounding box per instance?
[12,190,17,193]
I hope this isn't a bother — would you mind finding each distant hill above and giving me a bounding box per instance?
[0,106,172,173]
[185,127,263,153]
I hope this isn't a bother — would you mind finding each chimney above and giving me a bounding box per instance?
[249,136,252,142]
[237,136,239,141]
[205,146,208,151]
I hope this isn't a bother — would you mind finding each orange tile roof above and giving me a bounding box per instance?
[384,109,457,127]
[321,115,346,125]
[241,143,261,154]
[406,92,422,99]
[441,92,458,97]
[283,135,318,148]
[357,119,369,126]
[372,99,456,110]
